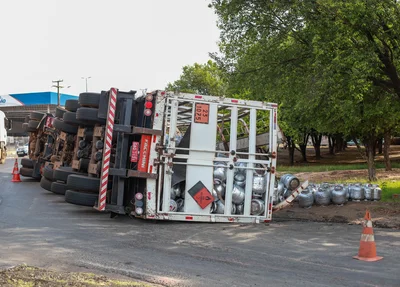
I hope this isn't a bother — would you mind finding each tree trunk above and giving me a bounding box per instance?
[299,143,307,162]
[311,133,322,159]
[335,135,342,153]
[298,132,309,162]
[377,138,383,154]
[328,136,336,155]
[383,131,392,171]
[287,137,296,166]
[366,137,377,181]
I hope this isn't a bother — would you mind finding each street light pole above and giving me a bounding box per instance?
[81,77,91,92]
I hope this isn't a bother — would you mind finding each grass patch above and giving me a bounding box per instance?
[380,181,400,202]
[277,162,400,173]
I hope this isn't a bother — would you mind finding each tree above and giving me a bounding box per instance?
[166,60,228,97]
[210,0,400,179]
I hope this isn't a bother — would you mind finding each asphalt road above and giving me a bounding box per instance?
[0,159,399,287]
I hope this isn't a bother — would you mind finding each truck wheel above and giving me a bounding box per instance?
[43,165,54,181]
[21,158,34,168]
[53,167,82,182]
[63,111,83,126]
[65,190,98,207]
[53,119,78,134]
[40,177,52,191]
[79,158,90,170]
[76,108,106,125]
[79,92,102,108]
[20,167,33,177]
[67,174,100,192]
[23,123,36,133]
[28,120,39,130]
[55,107,67,119]
[51,181,68,195]
[30,111,46,121]
[65,99,80,112]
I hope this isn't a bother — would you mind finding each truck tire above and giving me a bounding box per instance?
[51,181,68,195]
[43,165,54,181]
[53,167,82,182]
[79,92,102,108]
[65,99,80,112]
[28,120,39,130]
[21,158,34,168]
[84,129,94,140]
[63,111,83,126]
[20,167,33,177]
[23,123,36,133]
[40,177,52,191]
[30,111,46,121]
[67,174,100,192]
[65,190,98,207]
[79,158,90,170]
[53,119,78,134]
[55,107,67,119]
[76,108,106,125]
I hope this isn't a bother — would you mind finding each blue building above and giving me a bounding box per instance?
[1,92,77,107]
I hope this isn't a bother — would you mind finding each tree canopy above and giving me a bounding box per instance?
[207,0,400,179]
[166,60,228,97]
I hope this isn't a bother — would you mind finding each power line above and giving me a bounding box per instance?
[52,80,70,106]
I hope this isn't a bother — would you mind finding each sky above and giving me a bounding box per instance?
[0,0,220,96]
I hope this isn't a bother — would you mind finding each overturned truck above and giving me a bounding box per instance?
[77,89,279,223]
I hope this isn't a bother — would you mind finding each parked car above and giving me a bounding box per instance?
[17,143,29,157]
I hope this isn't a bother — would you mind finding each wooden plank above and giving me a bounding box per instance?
[94,126,103,137]
[72,160,80,170]
[59,132,67,141]
[88,163,99,175]
[77,127,85,137]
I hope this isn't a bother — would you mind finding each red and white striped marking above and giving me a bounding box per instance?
[97,88,117,211]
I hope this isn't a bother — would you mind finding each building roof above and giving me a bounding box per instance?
[0,92,77,107]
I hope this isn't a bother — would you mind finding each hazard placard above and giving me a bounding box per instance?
[194,103,209,124]
[188,181,213,209]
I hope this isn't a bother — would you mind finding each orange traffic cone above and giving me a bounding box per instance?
[12,158,18,174]
[11,158,21,182]
[353,210,383,262]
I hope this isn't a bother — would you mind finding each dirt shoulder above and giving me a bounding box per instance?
[273,201,400,229]
[0,265,155,287]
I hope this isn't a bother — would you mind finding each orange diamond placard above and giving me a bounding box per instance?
[188,181,213,209]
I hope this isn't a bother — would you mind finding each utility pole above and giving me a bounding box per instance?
[81,77,91,92]
[52,79,64,106]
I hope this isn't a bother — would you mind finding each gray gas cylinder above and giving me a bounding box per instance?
[280,174,300,190]
[350,184,365,201]
[315,187,331,206]
[232,185,245,204]
[234,172,246,187]
[251,199,265,215]
[373,186,382,201]
[364,184,373,201]
[298,189,314,208]
[213,162,227,182]
[252,173,266,194]
[331,185,346,205]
